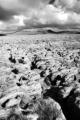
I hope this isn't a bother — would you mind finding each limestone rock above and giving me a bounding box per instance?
[0,35,80,120]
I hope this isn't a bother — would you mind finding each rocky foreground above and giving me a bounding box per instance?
[0,34,80,120]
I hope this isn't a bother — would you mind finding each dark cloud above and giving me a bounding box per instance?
[49,0,55,4]
[0,7,17,21]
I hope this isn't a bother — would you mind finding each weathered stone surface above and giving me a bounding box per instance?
[0,34,80,120]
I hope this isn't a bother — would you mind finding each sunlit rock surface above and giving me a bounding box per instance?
[0,34,80,120]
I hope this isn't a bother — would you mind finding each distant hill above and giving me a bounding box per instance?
[0,26,80,36]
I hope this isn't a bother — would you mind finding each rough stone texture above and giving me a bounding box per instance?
[0,34,80,120]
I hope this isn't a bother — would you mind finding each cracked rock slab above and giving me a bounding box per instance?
[0,34,80,120]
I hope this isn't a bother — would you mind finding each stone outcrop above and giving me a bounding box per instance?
[0,35,80,120]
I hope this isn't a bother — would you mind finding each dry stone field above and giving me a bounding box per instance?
[0,34,80,120]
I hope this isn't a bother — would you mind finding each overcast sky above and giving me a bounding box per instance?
[0,0,80,29]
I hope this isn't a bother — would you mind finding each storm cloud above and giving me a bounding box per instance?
[0,0,80,29]
[0,6,17,21]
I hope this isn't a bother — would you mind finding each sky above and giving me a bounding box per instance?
[0,0,80,29]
